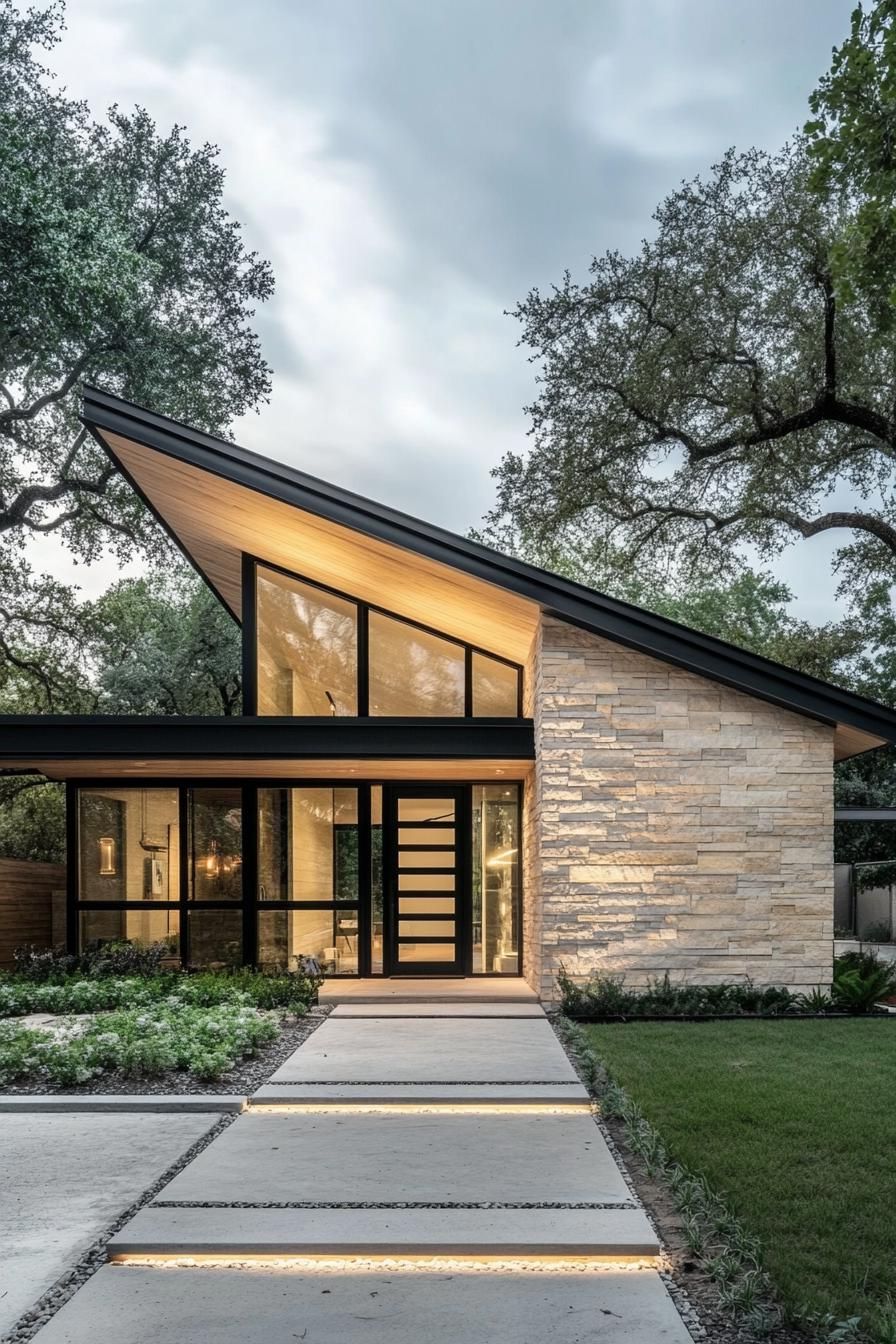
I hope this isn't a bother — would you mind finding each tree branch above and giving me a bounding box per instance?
[0,350,100,429]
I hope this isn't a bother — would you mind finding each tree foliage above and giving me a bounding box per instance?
[483,139,896,604]
[0,571,241,860]
[806,0,896,325]
[0,0,272,617]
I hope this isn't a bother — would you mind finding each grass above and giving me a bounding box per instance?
[583,1020,896,1334]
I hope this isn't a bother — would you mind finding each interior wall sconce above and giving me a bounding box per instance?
[98,835,117,877]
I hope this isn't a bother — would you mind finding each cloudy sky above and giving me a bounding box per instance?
[37,0,856,617]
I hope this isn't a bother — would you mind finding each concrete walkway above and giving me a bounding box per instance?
[32,1006,694,1343]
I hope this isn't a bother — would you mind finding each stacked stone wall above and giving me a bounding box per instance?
[523,618,834,1001]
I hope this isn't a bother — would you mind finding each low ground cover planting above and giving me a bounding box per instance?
[560,951,896,1019]
[0,941,322,1086]
[0,1003,278,1085]
[582,1020,896,1339]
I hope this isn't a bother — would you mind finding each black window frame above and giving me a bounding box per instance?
[67,776,523,979]
[244,554,523,718]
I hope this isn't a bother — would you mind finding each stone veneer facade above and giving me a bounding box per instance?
[524,617,834,1002]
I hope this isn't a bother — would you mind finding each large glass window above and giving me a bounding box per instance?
[77,787,181,963]
[257,787,359,974]
[472,784,520,974]
[188,909,242,969]
[472,652,520,717]
[368,612,465,716]
[188,788,243,902]
[257,565,357,715]
[79,788,179,904]
[251,561,522,718]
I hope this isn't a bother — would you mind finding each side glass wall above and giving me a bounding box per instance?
[187,787,243,968]
[76,782,520,975]
[472,784,520,974]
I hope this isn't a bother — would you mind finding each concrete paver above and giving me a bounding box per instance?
[269,1017,579,1082]
[32,1265,694,1343]
[0,1095,246,1113]
[0,1113,216,1336]
[110,1205,659,1257]
[155,1111,633,1205]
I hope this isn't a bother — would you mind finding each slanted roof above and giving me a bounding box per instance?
[80,386,896,762]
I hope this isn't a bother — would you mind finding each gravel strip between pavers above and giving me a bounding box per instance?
[0,1113,238,1344]
[4,1008,330,1097]
[151,1199,638,1210]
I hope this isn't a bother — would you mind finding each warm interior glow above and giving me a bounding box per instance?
[97,835,117,877]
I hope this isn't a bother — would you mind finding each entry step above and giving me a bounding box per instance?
[251,1082,590,1106]
[109,1205,658,1258]
[330,1002,545,1017]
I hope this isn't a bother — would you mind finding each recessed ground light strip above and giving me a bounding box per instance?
[109,1254,660,1273]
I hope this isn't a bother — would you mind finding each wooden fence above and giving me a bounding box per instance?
[0,859,66,969]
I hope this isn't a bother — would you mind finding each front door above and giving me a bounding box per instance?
[383,785,468,976]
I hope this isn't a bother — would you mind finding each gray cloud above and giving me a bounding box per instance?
[35,0,855,617]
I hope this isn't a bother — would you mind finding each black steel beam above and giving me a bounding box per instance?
[0,715,534,762]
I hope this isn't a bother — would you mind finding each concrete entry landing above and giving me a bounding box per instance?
[318,976,538,1004]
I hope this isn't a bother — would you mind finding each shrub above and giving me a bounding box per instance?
[13,939,171,982]
[560,971,802,1019]
[861,921,894,944]
[0,962,323,1019]
[12,944,78,983]
[832,964,896,1014]
[835,948,889,979]
[796,986,835,1012]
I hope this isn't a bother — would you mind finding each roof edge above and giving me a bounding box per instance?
[81,386,896,751]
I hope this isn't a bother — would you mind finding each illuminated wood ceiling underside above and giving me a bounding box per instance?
[103,432,540,666]
[11,759,533,782]
[97,430,887,761]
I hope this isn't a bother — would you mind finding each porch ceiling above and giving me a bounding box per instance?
[1,758,533,782]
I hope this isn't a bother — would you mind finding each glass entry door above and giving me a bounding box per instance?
[383,786,468,975]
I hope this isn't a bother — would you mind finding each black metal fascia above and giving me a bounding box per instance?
[0,716,535,762]
[80,386,896,745]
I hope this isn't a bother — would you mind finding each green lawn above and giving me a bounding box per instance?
[583,1021,896,1330]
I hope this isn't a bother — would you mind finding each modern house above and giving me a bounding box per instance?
[3,388,896,999]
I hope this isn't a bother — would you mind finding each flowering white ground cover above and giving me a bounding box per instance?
[0,1002,279,1086]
